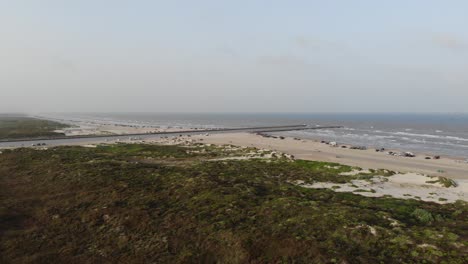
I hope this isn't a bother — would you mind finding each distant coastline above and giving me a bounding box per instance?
[35,112,468,158]
[2,114,468,181]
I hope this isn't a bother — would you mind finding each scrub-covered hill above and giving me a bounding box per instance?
[0,144,466,263]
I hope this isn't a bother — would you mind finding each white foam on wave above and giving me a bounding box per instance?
[445,136,468,142]
[392,132,468,142]
[284,126,468,157]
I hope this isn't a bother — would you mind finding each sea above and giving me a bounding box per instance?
[40,113,468,158]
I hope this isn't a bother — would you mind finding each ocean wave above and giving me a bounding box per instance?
[394,132,442,138]
[445,136,468,142]
[396,137,468,146]
[392,132,468,142]
[340,134,394,139]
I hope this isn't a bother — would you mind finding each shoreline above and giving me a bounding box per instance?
[2,124,467,203]
[36,115,468,160]
[191,132,468,180]
[7,117,468,179]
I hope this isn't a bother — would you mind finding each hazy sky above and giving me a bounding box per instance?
[1,1,467,113]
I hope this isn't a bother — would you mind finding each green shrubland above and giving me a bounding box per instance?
[0,144,466,263]
[0,116,68,140]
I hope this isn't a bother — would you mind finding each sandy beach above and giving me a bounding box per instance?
[5,119,467,203]
[49,119,468,180]
[192,132,468,180]
[16,117,468,181]
[53,122,191,136]
[188,132,468,203]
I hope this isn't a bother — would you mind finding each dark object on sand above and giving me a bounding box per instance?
[258,133,274,139]
[425,157,431,160]
[341,145,347,148]
[279,136,285,140]
[434,156,441,160]
[404,152,416,157]
[351,146,367,150]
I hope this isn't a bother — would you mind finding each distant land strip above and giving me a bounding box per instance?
[0,125,343,144]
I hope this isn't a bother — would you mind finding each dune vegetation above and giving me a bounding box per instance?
[0,143,466,263]
[0,116,68,140]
